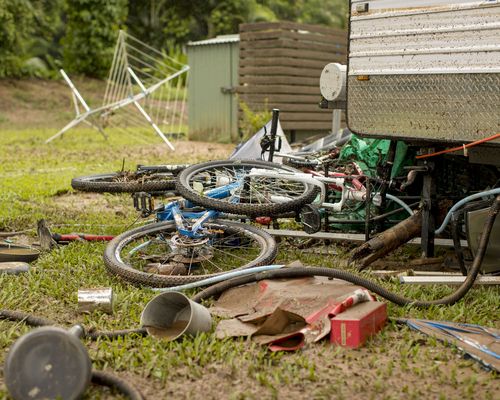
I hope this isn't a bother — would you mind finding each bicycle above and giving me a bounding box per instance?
[103,159,318,287]
[175,158,414,235]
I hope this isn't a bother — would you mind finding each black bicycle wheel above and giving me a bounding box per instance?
[176,160,319,216]
[71,171,177,193]
[103,220,277,287]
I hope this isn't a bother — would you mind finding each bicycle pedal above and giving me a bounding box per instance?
[132,192,154,217]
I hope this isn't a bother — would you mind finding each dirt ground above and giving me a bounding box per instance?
[0,78,104,129]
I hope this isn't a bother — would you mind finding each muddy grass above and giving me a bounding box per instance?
[2,195,498,400]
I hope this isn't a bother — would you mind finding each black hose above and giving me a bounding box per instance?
[86,328,148,340]
[0,309,147,340]
[0,309,55,327]
[91,370,144,400]
[194,195,500,307]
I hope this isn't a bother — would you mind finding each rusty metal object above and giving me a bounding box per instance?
[349,210,422,269]
[37,219,58,251]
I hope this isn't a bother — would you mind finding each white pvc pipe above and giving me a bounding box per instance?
[386,193,413,216]
[152,264,285,292]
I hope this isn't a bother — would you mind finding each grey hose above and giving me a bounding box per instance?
[193,195,500,307]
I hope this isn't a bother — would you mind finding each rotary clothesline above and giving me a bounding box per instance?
[47,30,189,150]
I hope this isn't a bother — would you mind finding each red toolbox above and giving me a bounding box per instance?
[330,301,387,348]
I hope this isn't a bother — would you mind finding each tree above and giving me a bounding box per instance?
[0,0,37,77]
[62,0,128,78]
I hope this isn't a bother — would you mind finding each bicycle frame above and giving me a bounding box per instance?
[247,168,381,212]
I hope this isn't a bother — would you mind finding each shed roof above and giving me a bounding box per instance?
[188,34,240,47]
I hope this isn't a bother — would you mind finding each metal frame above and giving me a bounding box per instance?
[47,31,190,149]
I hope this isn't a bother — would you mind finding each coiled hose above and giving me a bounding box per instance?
[193,195,500,307]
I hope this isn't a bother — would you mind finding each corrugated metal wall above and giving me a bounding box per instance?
[187,39,239,142]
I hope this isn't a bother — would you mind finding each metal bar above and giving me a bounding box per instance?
[263,229,467,247]
[71,92,80,116]
[268,109,280,162]
[127,67,148,94]
[59,70,90,112]
[421,168,435,257]
[177,70,188,134]
[155,82,165,125]
[331,109,341,134]
[124,52,166,79]
[106,41,127,106]
[132,100,175,150]
[399,276,500,285]
[103,30,123,106]
[170,72,182,132]
[124,33,185,66]
[124,43,178,72]
[365,177,371,241]
[104,66,189,115]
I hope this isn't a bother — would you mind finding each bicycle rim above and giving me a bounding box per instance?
[103,220,277,287]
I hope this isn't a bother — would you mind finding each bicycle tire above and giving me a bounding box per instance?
[176,160,319,217]
[71,172,177,193]
[103,220,277,287]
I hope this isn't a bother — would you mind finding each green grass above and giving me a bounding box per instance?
[0,129,498,399]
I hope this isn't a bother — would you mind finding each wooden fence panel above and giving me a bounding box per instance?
[238,21,347,134]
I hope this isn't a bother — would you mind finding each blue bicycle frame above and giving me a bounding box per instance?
[155,181,242,239]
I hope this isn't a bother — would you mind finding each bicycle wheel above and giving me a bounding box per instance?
[176,160,319,216]
[103,220,277,287]
[71,170,179,193]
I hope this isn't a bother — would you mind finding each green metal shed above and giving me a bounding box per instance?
[187,34,240,142]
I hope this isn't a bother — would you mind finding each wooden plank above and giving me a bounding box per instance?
[239,57,339,69]
[399,276,500,285]
[237,85,320,95]
[240,75,319,86]
[242,103,327,112]
[240,48,344,63]
[238,93,319,104]
[239,21,346,38]
[281,121,331,130]
[239,66,321,78]
[239,38,347,53]
[280,112,334,122]
[240,30,348,46]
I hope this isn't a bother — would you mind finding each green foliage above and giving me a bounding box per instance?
[209,0,251,37]
[0,0,65,78]
[0,0,348,78]
[62,0,128,78]
[239,100,272,140]
[127,0,212,49]
[0,0,36,77]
